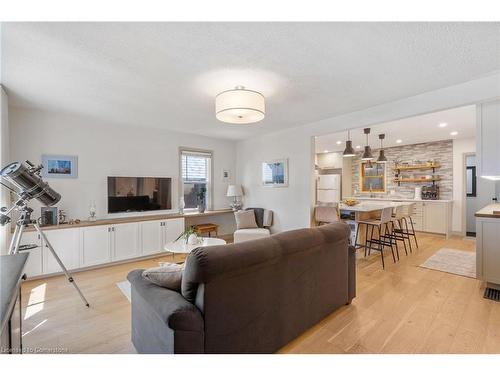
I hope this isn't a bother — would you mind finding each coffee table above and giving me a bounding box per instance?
[163,237,226,260]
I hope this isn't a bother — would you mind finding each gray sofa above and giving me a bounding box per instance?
[127,222,356,354]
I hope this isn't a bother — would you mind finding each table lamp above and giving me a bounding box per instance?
[226,184,243,211]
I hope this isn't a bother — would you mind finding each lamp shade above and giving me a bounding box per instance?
[215,87,265,124]
[361,146,374,161]
[226,184,243,197]
[343,140,356,157]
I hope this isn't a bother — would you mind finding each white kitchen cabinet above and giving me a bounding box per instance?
[140,220,164,255]
[19,231,43,278]
[476,217,500,285]
[316,152,343,169]
[409,202,423,231]
[164,218,185,245]
[43,229,80,274]
[423,202,447,234]
[477,100,500,178]
[112,222,140,261]
[80,226,111,267]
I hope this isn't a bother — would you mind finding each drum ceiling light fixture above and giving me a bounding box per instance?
[215,86,265,124]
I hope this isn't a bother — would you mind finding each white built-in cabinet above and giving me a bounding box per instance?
[140,218,185,255]
[19,231,43,278]
[477,100,500,178]
[113,222,140,261]
[140,220,164,255]
[18,217,185,279]
[43,229,80,274]
[80,226,111,267]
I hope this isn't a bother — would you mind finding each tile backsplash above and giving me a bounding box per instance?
[351,140,453,200]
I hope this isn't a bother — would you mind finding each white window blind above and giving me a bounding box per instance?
[181,152,210,183]
[180,150,212,209]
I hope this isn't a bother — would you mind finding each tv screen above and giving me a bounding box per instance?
[107,176,172,213]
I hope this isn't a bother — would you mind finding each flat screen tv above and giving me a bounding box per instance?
[107,176,172,214]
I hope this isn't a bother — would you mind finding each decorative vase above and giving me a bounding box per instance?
[187,233,199,245]
[197,201,206,213]
[89,201,97,221]
[179,197,185,214]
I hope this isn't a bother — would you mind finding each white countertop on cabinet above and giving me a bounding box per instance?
[354,197,453,203]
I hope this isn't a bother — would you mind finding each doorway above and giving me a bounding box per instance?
[464,153,477,237]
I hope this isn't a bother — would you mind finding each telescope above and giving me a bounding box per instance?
[1,160,89,307]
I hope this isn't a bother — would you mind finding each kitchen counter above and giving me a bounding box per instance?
[354,197,453,203]
[475,204,500,218]
[1,253,28,348]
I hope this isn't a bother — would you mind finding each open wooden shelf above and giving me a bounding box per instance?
[393,163,441,171]
[393,177,441,183]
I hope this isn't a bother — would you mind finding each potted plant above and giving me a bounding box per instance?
[175,227,201,245]
[196,186,207,213]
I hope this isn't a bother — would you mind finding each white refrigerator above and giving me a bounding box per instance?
[317,174,341,204]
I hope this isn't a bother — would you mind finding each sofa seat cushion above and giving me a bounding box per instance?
[233,228,271,243]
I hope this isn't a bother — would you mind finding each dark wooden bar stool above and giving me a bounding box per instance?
[355,207,398,269]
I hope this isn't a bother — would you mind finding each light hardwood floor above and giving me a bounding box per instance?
[20,233,500,354]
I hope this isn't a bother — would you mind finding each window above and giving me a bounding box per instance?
[360,162,386,192]
[466,166,477,197]
[180,149,212,210]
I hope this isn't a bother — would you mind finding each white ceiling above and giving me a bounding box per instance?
[2,22,499,140]
[315,105,476,153]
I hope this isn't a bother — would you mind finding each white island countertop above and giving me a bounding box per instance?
[339,201,413,212]
[354,197,453,203]
[475,203,500,218]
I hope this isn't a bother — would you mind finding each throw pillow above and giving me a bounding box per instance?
[234,209,258,230]
[142,263,185,291]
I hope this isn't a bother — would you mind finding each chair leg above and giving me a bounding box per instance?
[354,223,362,254]
[368,224,374,256]
[398,219,408,256]
[385,224,397,263]
[409,218,419,248]
[403,217,412,253]
[377,225,385,269]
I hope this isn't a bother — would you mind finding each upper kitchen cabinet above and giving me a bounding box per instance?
[477,100,500,179]
[316,152,343,169]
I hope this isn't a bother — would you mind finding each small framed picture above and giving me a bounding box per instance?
[262,158,288,187]
[41,154,78,178]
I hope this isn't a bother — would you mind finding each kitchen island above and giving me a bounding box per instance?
[476,204,500,286]
[352,197,452,238]
[339,201,414,248]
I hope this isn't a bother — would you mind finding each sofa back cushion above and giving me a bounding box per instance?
[181,222,351,353]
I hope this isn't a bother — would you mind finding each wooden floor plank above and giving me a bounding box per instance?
[19,232,500,354]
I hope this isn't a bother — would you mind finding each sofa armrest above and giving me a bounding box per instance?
[347,245,356,303]
[127,269,203,332]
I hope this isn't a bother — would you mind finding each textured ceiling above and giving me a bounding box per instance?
[315,105,476,153]
[2,22,499,140]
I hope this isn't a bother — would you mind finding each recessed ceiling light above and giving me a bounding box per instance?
[336,140,342,145]
[439,122,448,128]
[396,139,402,144]
[355,145,361,149]
[450,131,458,136]
[324,150,329,153]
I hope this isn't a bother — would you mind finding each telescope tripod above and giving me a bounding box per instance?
[9,206,90,307]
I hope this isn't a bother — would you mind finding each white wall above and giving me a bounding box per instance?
[236,128,314,233]
[0,86,10,255]
[452,138,476,233]
[10,107,237,232]
[236,74,500,233]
